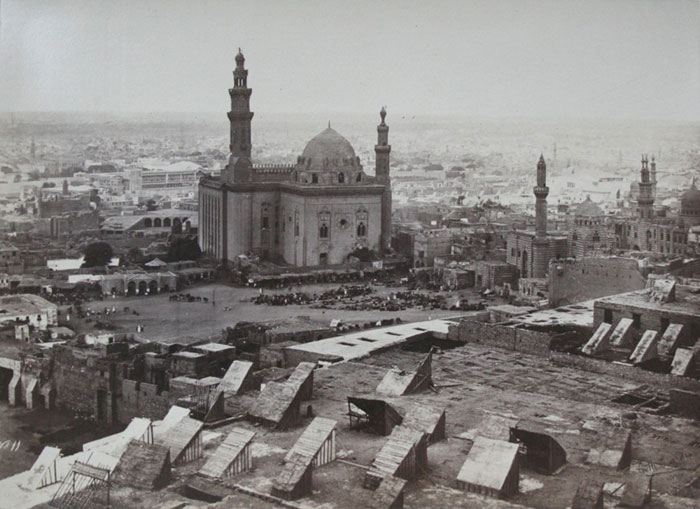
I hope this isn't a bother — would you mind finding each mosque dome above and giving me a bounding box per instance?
[681,181,700,208]
[680,179,700,219]
[299,127,358,173]
[574,196,604,217]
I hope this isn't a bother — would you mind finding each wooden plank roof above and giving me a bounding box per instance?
[456,436,519,491]
[368,476,407,509]
[402,404,445,436]
[248,381,300,425]
[272,452,312,492]
[286,362,315,390]
[284,417,336,463]
[219,360,254,395]
[368,426,424,479]
[198,427,255,478]
[154,415,202,462]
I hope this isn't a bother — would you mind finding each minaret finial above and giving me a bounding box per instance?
[380,106,387,125]
[328,121,331,129]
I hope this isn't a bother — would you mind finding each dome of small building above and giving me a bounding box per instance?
[681,180,700,210]
[298,127,358,173]
[574,196,604,216]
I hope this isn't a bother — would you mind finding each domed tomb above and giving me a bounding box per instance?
[293,126,365,185]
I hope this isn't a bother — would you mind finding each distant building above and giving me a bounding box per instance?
[0,294,58,331]
[199,50,392,267]
[126,161,204,193]
[506,156,568,278]
[0,241,23,274]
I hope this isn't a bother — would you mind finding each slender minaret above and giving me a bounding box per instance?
[375,107,392,253]
[637,154,654,220]
[532,154,550,278]
[228,49,254,164]
[534,154,549,239]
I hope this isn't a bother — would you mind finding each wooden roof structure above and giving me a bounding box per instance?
[401,404,446,444]
[198,427,256,479]
[376,351,433,396]
[111,440,171,490]
[286,361,316,400]
[509,421,566,475]
[581,322,612,356]
[629,330,659,364]
[367,476,407,509]
[657,323,683,357]
[609,318,634,348]
[456,436,520,498]
[347,396,404,436]
[365,425,428,489]
[271,452,314,501]
[218,360,257,396]
[154,412,203,465]
[248,381,302,430]
[285,417,337,467]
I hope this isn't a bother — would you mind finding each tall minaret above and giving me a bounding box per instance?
[375,107,392,253]
[532,154,550,278]
[637,154,654,220]
[534,154,549,239]
[228,49,253,162]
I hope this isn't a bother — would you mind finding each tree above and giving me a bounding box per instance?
[167,237,201,262]
[146,199,158,211]
[82,241,114,268]
[127,247,144,265]
[171,221,183,234]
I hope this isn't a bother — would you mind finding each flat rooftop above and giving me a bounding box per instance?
[0,294,57,315]
[595,286,700,317]
[284,318,458,362]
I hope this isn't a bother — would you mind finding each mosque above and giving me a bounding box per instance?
[198,50,392,267]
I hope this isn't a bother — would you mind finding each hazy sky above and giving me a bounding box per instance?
[1,0,699,120]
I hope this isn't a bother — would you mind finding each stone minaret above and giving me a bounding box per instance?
[228,49,254,163]
[375,107,392,253]
[532,154,550,278]
[638,154,654,220]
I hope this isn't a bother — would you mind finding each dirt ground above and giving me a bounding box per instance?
[68,282,496,343]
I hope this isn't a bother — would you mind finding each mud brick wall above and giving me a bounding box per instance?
[669,389,700,419]
[118,379,171,424]
[549,258,645,308]
[550,352,700,392]
[514,328,552,355]
[448,320,552,355]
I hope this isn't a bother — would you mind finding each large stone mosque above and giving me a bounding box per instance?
[199,50,392,267]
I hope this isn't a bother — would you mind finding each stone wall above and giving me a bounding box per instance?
[118,379,171,424]
[549,257,646,307]
[447,320,551,355]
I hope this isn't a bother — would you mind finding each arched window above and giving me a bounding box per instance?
[356,173,362,183]
[319,223,329,238]
[312,173,319,184]
[294,211,300,237]
[338,173,345,183]
[357,222,367,237]
[163,218,171,227]
[154,218,162,227]
[592,232,600,243]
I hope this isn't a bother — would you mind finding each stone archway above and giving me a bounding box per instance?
[163,218,171,228]
[154,218,162,228]
[144,218,152,228]
[127,281,136,296]
[148,280,158,294]
[138,280,148,295]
